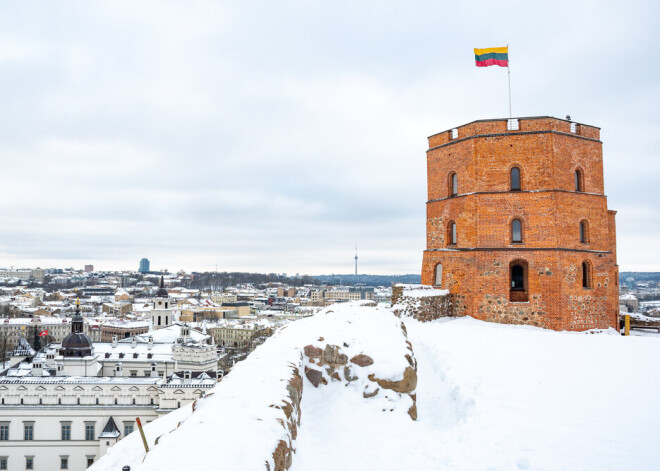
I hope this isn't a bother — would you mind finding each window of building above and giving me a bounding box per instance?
[157,316,162,326]
[25,457,34,470]
[575,169,584,192]
[0,457,6,470]
[130,370,138,377]
[61,423,71,441]
[0,424,8,441]
[448,222,457,245]
[86,457,95,467]
[511,219,523,243]
[434,263,443,287]
[84,423,95,441]
[510,167,521,191]
[23,423,34,441]
[450,128,458,139]
[449,172,458,197]
[580,220,589,243]
[582,261,592,288]
[60,456,69,469]
[510,260,529,302]
[124,422,134,436]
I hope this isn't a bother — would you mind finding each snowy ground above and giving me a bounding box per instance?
[293,317,660,471]
[92,307,660,471]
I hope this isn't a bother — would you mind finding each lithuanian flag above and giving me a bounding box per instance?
[474,47,508,67]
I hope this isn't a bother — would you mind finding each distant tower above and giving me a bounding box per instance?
[139,258,150,273]
[354,246,358,276]
[151,275,172,330]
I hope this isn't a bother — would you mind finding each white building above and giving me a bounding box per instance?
[0,305,218,471]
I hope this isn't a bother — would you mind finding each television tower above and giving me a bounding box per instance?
[354,245,358,276]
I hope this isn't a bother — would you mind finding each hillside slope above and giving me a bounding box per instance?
[92,306,660,471]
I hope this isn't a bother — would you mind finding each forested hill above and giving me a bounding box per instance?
[313,274,421,286]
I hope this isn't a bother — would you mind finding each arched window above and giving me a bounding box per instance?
[434,263,443,287]
[580,220,589,243]
[511,219,523,243]
[449,172,458,197]
[448,222,457,245]
[510,167,521,191]
[582,261,592,288]
[575,169,583,192]
[510,260,529,302]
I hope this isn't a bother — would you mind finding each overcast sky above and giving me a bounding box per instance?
[0,1,658,275]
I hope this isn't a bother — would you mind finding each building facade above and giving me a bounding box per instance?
[0,310,218,471]
[421,117,619,331]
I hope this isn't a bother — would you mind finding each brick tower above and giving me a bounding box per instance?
[421,117,619,331]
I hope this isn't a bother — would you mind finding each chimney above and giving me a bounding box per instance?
[115,362,123,377]
[112,336,118,348]
[183,370,191,384]
[131,337,137,349]
[31,361,43,377]
[148,336,153,351]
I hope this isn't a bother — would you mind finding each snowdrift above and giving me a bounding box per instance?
[90,302,416,471]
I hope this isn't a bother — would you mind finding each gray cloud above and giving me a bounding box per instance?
[0,0,658,274]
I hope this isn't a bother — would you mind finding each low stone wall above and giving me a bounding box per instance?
[268,364,303,471]
[392,284,456,322]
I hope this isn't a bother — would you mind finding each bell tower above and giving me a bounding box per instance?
[152,275,173,330]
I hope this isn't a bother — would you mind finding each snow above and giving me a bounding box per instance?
[295,317,660,470]
[91,306,660,471]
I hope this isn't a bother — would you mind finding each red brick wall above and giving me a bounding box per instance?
[422,117,618,331]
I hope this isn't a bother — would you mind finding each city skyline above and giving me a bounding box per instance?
[0,1,658,274]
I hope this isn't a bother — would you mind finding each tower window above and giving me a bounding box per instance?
[157,316,161,326]
[582,261,592,288]
[510,167,521,191]
[575,169,584,192]
[448,222,457,245]
[434,263,443,287]
[580,221,589,243]
[510,260,528,302]
[448,172,458,197]
[511,219,523,243]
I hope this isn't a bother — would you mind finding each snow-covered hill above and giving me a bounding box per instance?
[91,303,660,471]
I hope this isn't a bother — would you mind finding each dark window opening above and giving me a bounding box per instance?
[582,262,592,288]
[510,261,528,302]
[580,221,589,243]
[449,172,458,197]
[512,219,522,243]
[448,222,457,245]
[510,167,521,191]
[575,169,583,192]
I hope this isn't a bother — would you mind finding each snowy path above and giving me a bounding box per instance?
[293,317,660,471]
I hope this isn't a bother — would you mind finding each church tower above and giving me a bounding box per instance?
[421,117,619,331]
[152,275,173,330]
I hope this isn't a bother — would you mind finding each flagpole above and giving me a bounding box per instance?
[507,43,512,118]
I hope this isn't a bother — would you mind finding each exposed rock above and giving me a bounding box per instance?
[323,344,348,366]
[363,387,379,398]
[408,394,417,421]
[368,366,417,394]
[343,366,358,382]
[404,354,416,370]
[330,371,341,381]
[317,336,324,342]
[271,439,292,471]
[304,367,323,388]
[304,345,323,358]
[350,354,374,367]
